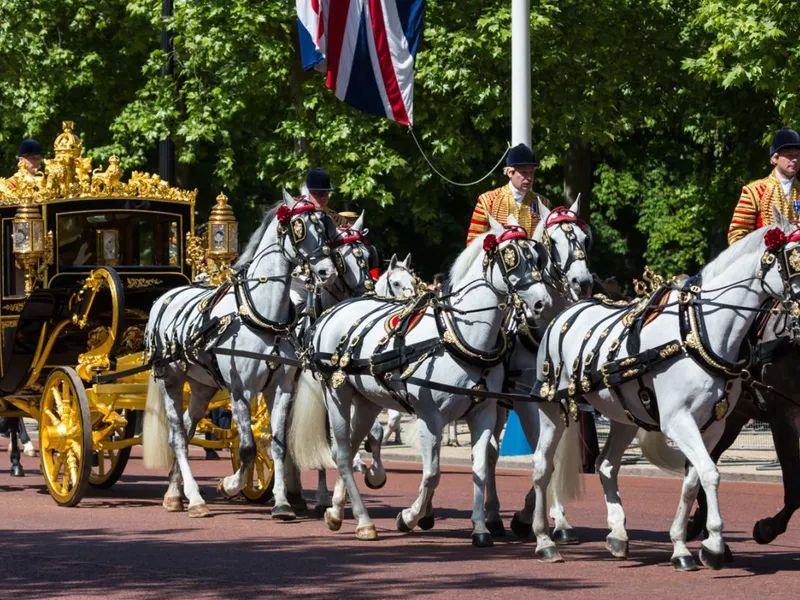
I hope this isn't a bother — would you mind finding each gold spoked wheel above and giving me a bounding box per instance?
[39,367,92,507]
[89,409,138,489]
[230,394,274,503]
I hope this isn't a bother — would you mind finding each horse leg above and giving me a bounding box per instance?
[753,408,800,544]
[550,497,579,545]
[466,402,498,547]
[485,406,507,537]
[270,374,300,521]
[314,469,332,518]
[385,409,403,444]
[323,388,378,540]
[509,401,541,539]
[364,418,387,490]
[596,421,639,559]
[9,418,23,477]
[224,390,256,499]
[397,409,443,536]
[664,415,727,570]
[160,376,208,517]
[689,407,749,541]
[531,402,566,562]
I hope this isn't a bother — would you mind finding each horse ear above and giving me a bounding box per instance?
[403,253,412,267]
[282,189,293,206]
[507,213,520,228]
[772,205,790,230]
[351,211,365,232]
[538,199,551,221]
[568,193,581,216]
[488,214,504,235]
[389,254,398,269]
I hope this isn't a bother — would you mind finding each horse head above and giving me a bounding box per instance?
[534,197,593,301]
[480,214,551,318]
[277,190,337,286]
[331,211,376,296]
[379,253,418,298]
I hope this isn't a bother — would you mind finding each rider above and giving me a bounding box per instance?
[337,201,361,228]
[304,167,346,228]
[728,126,800,245]
[466,143,550,245]
[18,139,42,175]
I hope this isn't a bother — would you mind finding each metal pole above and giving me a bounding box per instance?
[511,0,531,147]
[159,0,176,185]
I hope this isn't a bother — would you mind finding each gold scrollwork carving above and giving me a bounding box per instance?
[126,278,164,289]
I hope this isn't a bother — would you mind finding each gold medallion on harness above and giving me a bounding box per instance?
[331,352,340,366]
[788,248,800,274]
[659,343,681,359]
[340,353,351,367]
[331,370,346,388]
[714,398,730,421]
[569,399,579,422]
[542,360,551,377]
[581,376,591,393]
[568,380,576,396]
[539,381,550,399]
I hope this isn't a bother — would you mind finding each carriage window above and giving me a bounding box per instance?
[57,212,181,268]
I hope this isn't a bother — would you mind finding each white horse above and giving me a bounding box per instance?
[529,209,800,570]
[270,213,379,520]
[289,215,552,545]
[142,193,338,517]
[352,254,419,482]
[485,198,594,539]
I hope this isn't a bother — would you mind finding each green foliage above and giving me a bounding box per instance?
[0,1,795,283]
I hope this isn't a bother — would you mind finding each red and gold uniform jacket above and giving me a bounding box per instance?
[466,184,550,245]
[728,169,800,245]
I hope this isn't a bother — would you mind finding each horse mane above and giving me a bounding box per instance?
[233,200,280,268]
[449,233,487,283]
[700,226,768,281]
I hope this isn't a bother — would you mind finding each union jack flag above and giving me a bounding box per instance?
[296,0,426,127]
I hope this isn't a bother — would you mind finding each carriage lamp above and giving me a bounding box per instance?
[13,196,47,294]
[206,191,238,283]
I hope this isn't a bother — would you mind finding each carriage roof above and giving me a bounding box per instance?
[0,121,197,208]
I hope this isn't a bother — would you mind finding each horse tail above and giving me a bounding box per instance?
[636,430,684,476]
[142,374,174,470]
[548,419,584,507]
[288,371,335,471]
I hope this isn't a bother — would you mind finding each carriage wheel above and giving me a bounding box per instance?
[89,409,138,489]
[230,394,274,503]
[39,367,93,507]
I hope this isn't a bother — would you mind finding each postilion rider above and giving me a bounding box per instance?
[728,126,800,246]
[466,143,550,245]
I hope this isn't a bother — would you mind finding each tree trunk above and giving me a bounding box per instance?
[563,137,591,221]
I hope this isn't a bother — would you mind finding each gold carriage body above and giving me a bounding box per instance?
[0,121,272,506]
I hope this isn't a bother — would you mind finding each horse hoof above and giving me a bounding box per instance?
[396,512,413,533]
[753,519,776,545]
[271,504,297,522]
[217,480,237,500]
[418,515,435,531]
[605,537,629,559]
[324,510,343,532]
[472,532,494,548]
[671,555,698,572]
[188,504,210,518]
[724,544,733,564]
[686,516,706,541]
[314,504,330,519]
[535,546,563,563]
[356,524,378,540]
[364,471,387,490]
[552,528,579,545]
[162,496,184,512]
[10,464,24,477]
[487,520,506,537]
[699,545,725,570]
[510,513,533,539]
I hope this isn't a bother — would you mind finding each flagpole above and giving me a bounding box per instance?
[511,0,531,147]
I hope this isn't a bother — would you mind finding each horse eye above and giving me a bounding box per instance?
[393,281,400,286]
